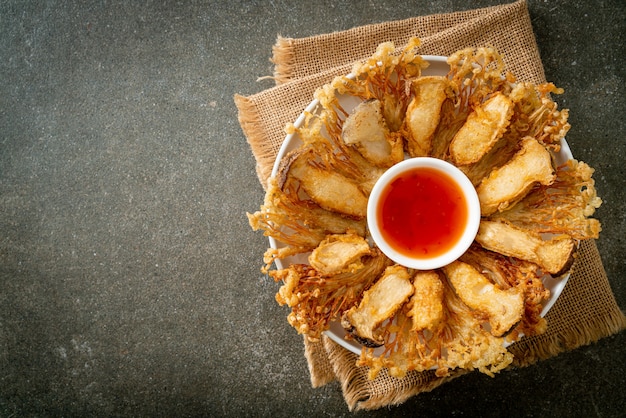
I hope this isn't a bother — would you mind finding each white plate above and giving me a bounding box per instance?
[269,56,572,355]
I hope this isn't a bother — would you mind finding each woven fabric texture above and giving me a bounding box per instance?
[235,0,626,411]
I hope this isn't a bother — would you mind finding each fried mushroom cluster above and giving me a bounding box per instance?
[247,39,601,379]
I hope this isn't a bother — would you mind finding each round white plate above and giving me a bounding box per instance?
[268,56,572,355]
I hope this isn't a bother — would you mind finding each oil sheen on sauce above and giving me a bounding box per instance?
[377,166,468,259]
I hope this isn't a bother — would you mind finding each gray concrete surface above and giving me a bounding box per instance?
[1,1,624,416]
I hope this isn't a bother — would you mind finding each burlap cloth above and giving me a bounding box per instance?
[235,0,626,411]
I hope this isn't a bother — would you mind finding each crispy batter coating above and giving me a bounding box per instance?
[248,38,602,379]
[341,265,414,347]
[404,76,456,157]
[460,245,549,339]
[273,250,391,341]
[309,233,371,275]
[491,159,602,239]
[288,149,369,218]
[449,92,514,165]
[407,271,444,332]
[477,137,556,215]
[342,99,404,168]
[475,220,575,276]
[443,261,524,337]
[247,176,366,271]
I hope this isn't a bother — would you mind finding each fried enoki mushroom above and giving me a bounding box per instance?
[449,92,515,166]
[443,260,524,337]
[476,137,556,216]
[404,76,456,157]
[490,159,602,239]
[247,38,602,380]
[308,233,371,275]
[357,270,515,379]
[247,176,366,272]
[475,220,575,276]
[460,245,549,340]
[272,249,391,341]
[342,99,404,168]
[341,265,414,347]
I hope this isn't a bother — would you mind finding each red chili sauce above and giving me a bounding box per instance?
[377,166,468,259]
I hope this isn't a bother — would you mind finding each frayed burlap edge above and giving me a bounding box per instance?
[271,36,297,85]
[304,338,336,388]
[270,1,545,86]
[234,93,280,189]
[509,239,626,367]
[510,304,626,368]
[318,335,467,412]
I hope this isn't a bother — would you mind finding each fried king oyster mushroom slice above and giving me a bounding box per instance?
[475,220,575,276]
[342,265,414,347]
[282,149,369,218]
[490,159,602,240]
[341,99,404,168]
[404,76,456,157]
[449,92,515,166]
[308,233,371,275]
[272,249,391,340]
[406,270,444,332]
[477,136,556,216]
[443,261,524,337]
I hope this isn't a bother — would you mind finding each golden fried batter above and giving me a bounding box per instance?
[407,271,444,332]
[342,99,404,168]
[475,220,575,276]
[404,76,455,157]
[449,92,514,166]
[288,151,369,218]
[308,233,371,275]
[248,38,601,380]
[443,261,524,337]
[342,265,414,347]
[477,137,555,215]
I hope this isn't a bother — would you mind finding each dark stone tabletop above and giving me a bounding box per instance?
[1,1,624,416]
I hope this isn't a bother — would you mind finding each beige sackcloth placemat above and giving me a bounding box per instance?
[235,0,626,411]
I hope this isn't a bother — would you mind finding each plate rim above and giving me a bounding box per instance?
[267,55,573,355]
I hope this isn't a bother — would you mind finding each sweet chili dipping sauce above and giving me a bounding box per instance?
[377,166,468,259]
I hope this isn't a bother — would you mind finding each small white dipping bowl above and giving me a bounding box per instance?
[367,157,481,270]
